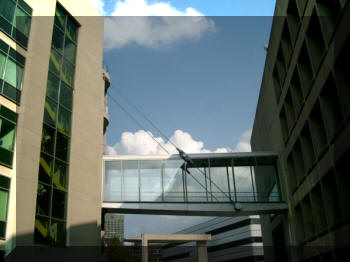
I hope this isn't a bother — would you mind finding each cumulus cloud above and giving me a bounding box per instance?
[103,0,216,50]
[106,129,251,155]
[87,0,105,15]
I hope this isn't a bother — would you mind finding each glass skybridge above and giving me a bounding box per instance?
[102,152,287,216]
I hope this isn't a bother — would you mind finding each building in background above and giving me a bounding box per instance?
[0,0,109,259]
[251,0,350,261]
[163,216,263,262]
[104,214,124,241]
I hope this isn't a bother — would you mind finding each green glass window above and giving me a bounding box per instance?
[41,124,55,155]
[51,189,66,219]
[64,37,76,64]
[55,132,69,162]
[43,98,57,127]
[52,25,64,53]
[49,49,62,76]
[57,106,71,136]
[59,83,72,110]
[66,19,77,43]
[54,6,66,30]
[50,220,65,246]
[0,52,6,78]
[0,175,10,239]
[4,59,23,90]
[34,216,49,244]
[13,6,31,36]
[0,1,15,23]
[0,117,15,151]
[36,183,51,216]
[53,160,68,191]
[39,153,53,185]
[61,60,74,86]
[46,73,59,101]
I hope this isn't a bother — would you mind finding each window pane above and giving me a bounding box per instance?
[0,190,9,221]
[66,18,77,42]
[0,118,15,151]
[57,106,71,136]
[64,37,76,64]
[104,161,122,201]
[163,160,184,202]
[186,167,208,202]
[36,183,51,216]
[41,124,55,155]
[0,52,6,79]
[4,59,22,89]
[0,176,10,189]
[234,166,255,202]
[43,98,57,127]
[210,166,230,202]
[51,189,66,219]
[49,49,61,76]
[0,0,15,22]
[123,160,139,201]
[54,5,66,30]
[61,59,74,87]
[3,82,21,103]
[13,7,31,36]
[46,72,59,101]
[53,159,68,191]
[140,160,162,201]
[39,153,53,185]
[34,216,49,244]
[52,25,64,53]
[59,83,72,110]
[55,132,69,162]
[50,220,65,246]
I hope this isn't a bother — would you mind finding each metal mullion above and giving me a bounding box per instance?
[138,160,141,202]
[161,161,164,202]
[226,165,231,202]
[208,159,213,202]
[231,158,237,202]
[250,166,256,202]
[204,166,208,202]
[183,162,187,202]
[121,160,124,201]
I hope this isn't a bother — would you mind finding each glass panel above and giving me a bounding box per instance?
[39,153,53,185]
[50,220,65,246]
[51,189,66,219]
[49,49,62,76]
[61,59,74,87]
[163,160,184,202]
[57,106,71,136]
[0,175,10,189]
[0,221,6,238]
[34,216,49,244]
[0,0,15,22]
[4,59,23,89]
[66,18,77,42]
[52,25,64,53]
[3,81,21,103]
[53,159,68,191]
[54,5,66,30]
[55,132,69,162]
[0,52,6,79]
[210,166,230,202]
[43,98,57,127]
[123,160,139,201]
[104,161,122,201]
[234,166,255,202]
[254,165,278,201]
[0,190,9,221]
[0,117,15,151]
[13,7,31,36]
[41,124,55,155]
[59,83,72,110]
[186,166,208,202]
[46,72,59,101]
[36,183,51,216]
[64,37,76,64]
[140,160,162,201]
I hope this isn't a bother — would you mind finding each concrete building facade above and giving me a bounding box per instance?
[0,0,109,258]
[251,0,350,261]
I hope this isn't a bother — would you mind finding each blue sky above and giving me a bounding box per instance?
[88,0,276,237]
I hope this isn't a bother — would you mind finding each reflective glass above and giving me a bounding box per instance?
[41,124,55,155]
[46,72,59,101]
[52,25,64,53]
[64,37,76,64]
[234,166,255,202]
[36,183,51,216]
[163,160,184,202]
[34,216,49,244]
[104,161,122,201]
[186,167,208,202]
[49,49,61,76]
[59,83,72,110]
[254,165,278,201]
[66,18,77,42]
[50,220,65,246]
[55,132,69,162]
[123,161,139,201]
[0,117,15,151]
[54,5,65,30]
[51,189,66,219]
[0,189,9,221]
[0,52,5,78]
[13,7,31,36]
[140,160,162,201]
[61,59,74,87]
[38,153,53,185]
[57,106,71,136]
[0,0,15,22]
[43,98,57,127]
[210,166,230,202]
[53,159,68,191]
[4,59,23,89]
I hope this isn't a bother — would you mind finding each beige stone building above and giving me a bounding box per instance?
[0,0,109,258]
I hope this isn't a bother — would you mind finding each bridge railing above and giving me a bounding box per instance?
[103,152,283,204]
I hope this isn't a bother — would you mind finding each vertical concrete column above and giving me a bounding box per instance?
[197,241,208,262]
[142,234,148,262]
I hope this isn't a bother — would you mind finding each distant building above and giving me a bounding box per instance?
[163,216,263,262]
[104,214,124,241]
[251,0,350,261]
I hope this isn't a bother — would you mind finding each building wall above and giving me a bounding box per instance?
[0,0,107,256]
[251,0,350,261]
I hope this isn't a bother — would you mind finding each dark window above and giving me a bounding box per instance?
[0,175,10,239]
[0,105,16,167]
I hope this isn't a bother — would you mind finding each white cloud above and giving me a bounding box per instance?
[106,129,252,155]
[104,0,216,50]
[87,0,105,15]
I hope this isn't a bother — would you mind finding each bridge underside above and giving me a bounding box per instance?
[102,202,287,217]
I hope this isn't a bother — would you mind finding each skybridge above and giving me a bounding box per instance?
[102,152,287,216]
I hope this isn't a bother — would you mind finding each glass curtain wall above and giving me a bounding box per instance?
[0,175,10,239]
[34,4,78,246]
[0,105,17,167]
